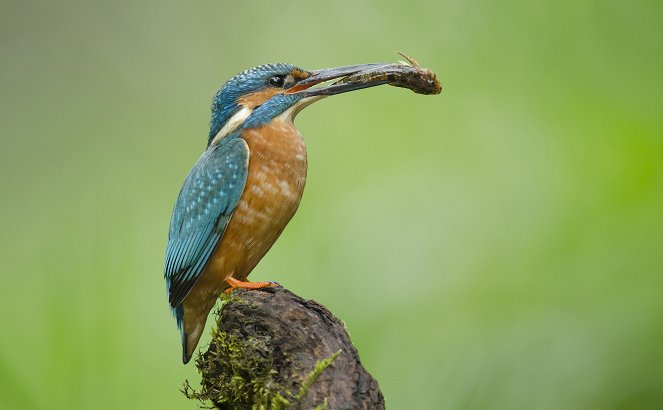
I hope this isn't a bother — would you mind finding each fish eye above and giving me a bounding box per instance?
[268,75,285,87]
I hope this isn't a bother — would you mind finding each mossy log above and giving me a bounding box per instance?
[182,286,385,409]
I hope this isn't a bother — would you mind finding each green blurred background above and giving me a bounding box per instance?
[2,0,662,408]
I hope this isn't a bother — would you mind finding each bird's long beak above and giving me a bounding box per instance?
[285,63,390,96]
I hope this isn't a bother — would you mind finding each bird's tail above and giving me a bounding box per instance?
[174,304,208,364]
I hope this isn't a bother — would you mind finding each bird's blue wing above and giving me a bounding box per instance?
[164,135,249,308]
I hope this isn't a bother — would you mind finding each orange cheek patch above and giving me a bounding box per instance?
[237,89,282,108]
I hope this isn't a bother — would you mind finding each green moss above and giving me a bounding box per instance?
[217,290,250,311]
[182,327,287,409]
[295,350,341,401]
[312,398,329,410]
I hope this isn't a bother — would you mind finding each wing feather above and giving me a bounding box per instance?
[164,135,249,308]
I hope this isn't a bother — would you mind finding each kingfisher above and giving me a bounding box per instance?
[165,62,405,363]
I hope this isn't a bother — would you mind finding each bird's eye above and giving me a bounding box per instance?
[268,75,285,87]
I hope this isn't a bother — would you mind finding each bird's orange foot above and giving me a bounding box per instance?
[224,277,278,294]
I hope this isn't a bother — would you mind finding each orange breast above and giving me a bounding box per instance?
[188,119,308,302]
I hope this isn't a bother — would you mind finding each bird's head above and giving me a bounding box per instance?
[208,62,388,146]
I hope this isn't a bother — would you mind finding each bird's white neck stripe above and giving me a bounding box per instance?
[210,106,253,146]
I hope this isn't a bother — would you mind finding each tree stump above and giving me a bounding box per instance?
[182,286,385,409]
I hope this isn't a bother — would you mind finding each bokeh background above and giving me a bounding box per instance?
[2,0,662,408]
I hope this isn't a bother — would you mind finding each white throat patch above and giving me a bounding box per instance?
[210,106,253,146]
